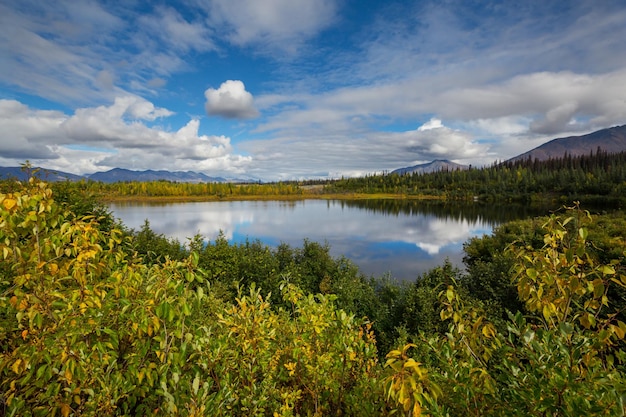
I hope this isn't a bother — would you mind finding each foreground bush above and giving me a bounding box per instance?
[4,179,626,416]
[0,179,384,416]
[385,205,626,416]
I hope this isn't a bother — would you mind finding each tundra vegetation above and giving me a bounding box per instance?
[1,159,626,415]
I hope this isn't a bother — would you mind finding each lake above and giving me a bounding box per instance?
[109,199,545,280]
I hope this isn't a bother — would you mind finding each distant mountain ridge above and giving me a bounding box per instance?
[87,168,227,183]
[0,166,84,182]
[0,167,229,183]
[391,159,469,175]
[507,124,626,163]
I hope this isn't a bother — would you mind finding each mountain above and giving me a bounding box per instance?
[0,166,230,183]
[391,159,469,175]
[508,124,626,163]
[87,168,227,183]
[0,166,84,182]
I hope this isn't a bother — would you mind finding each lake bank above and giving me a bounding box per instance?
[99,192,445,203]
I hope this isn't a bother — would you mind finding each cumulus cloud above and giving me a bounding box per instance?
[251,68,626,172]
[529,102,579,134]
[237,118,488,180]
[432,70,626,134]
[418,118,444,131]
[0,98,251,176]
[389,119,487,161]
[0,100,66,159]
[204,80,259,119]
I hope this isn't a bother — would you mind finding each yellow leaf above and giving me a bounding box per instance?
[386,349,401,358]
[413,400,422,417]
[482,324,496,339]
[3,198,16,210]
[612,325,625,340]
[542,304,553,321]
[61,403,71,417]
[403,359,421,369]
[11,359,22,374]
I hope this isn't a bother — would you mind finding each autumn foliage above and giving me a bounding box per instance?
[2,178,626,416]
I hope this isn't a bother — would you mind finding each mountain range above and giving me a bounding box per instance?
[2,124,626,182]
[0,167,229,183]
[88,168,226,183]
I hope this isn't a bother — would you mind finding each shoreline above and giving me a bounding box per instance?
[99,192,446,203]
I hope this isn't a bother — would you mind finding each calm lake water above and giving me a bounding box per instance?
[109,199,545,280]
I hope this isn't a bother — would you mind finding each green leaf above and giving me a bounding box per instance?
[600,265,615,275]
[192,374,200,395]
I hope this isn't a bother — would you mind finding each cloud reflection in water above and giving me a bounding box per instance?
[110,200,501,280]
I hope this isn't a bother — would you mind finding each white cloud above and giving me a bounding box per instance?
[0,100,65,159]
[136,6,215,53]
[206,0,337,52]
[418,118,443,131]
[248,67,626,178]
[0,1,216,105]
[238,118,488,180]
[204,80,259,119]
[529,102,579,135]
[433,70,626,132]
[2,0,626,181]
[0,98,251,176]
[385,121,488,161]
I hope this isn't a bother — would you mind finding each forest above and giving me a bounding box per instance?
[24,149,626,206]
[1,156,626,415]
[324,149,626,204]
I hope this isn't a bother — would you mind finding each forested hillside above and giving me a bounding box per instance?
[325,150,626,203]
[2,177,626,415]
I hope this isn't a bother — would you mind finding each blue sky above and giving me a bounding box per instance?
[1,0,625,180]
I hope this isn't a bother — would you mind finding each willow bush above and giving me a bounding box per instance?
[3,178,626,416]
[0,178,384,416]
[385,205,626,416]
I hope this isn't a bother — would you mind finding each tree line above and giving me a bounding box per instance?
[324,150,626,203]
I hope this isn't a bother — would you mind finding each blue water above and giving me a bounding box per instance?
[109,199,514,280]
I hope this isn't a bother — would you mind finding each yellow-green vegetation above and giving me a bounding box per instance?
[384,207,626,416]
[52,180,440,203]
[2,178,626,416]
[0,178,384,416]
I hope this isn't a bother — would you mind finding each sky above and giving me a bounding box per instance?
[1,0,626,181]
